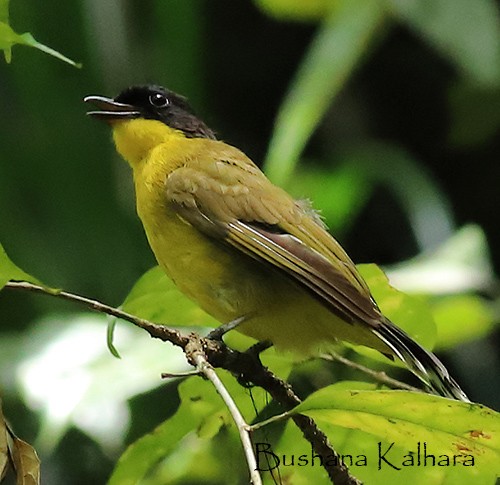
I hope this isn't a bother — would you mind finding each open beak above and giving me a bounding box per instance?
[84,95,141,121]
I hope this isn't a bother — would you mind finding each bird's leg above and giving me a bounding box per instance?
[207,316,273,388]
[245,340,273,357]
[207,315,247,340]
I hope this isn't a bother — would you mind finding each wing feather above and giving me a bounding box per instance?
[166,152,382,328]
[226,220,381,326]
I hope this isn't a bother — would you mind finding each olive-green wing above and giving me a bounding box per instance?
[166,151,382,327]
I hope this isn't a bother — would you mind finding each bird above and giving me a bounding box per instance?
[84,84,469,401]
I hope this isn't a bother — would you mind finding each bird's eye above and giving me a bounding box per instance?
[149,93,169,108]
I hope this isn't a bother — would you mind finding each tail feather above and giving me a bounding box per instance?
[374,319,469,402]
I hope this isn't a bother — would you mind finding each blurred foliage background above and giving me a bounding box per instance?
[0,0,499,483]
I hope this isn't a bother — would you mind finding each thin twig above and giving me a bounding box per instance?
[188,346,261,485]
[322,350,421,393]
[247,411,290,432]
[5,281,189,348]
[161,370,200,379]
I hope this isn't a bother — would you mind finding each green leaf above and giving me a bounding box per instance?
[263,0,385,185]
[0,20,80,66]
[358,263,436,350]
[254,0,335,22]
[294,384,500,483]
[0,243,47,290]
[107,378,220,485]
[383,0,500,86]
[121,266,218,327]
[106,318,121,358]
[432,295,496,350]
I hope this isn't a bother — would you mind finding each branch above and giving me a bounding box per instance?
[322,350,422,393]
[5,281,189,348]
[187,343,261,485]
[4,280,361,485]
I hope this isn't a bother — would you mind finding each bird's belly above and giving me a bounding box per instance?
[139,206,263,320]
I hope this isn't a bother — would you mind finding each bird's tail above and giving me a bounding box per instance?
[373,319,469,402]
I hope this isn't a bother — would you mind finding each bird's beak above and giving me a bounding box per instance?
[84,95,141,121]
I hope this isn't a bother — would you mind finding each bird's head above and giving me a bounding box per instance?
[84,85,215,165]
